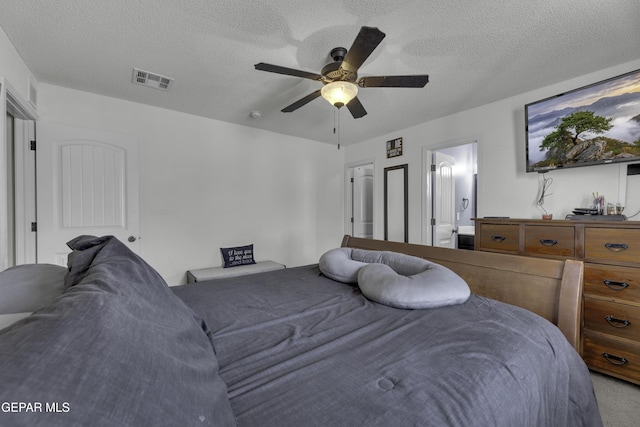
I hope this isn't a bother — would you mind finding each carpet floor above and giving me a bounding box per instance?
[591,371,640,427]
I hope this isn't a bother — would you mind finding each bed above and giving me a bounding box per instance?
[0,235,602,426]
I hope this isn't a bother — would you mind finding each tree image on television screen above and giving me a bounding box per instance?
[536,110,640,168]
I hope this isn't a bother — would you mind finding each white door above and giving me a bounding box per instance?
[13,118,37,265]
[36,122,139,265]
[433,152,456,248]
[352,165,373,238]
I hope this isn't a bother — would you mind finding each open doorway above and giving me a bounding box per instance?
[422,140,477,248]
[1,79,38,269]
[345,161,374,238]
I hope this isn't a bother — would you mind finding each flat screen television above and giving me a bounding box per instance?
[525,68,640,173]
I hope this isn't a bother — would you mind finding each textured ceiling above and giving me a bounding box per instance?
[1,0,639,146]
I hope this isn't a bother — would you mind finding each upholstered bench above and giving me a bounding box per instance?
[186,261,285,283]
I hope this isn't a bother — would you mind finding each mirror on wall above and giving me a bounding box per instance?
[384,164,408,242]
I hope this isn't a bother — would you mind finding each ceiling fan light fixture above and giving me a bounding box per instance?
[321,81,358,108]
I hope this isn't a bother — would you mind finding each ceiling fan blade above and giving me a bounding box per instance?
[281,90,322,112]
[255,63,323,81]
[358,75,429,88]
[341,26,386,73]
[346,96,367,119]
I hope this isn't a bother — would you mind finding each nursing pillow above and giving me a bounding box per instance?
[358,259,470,309]
[318,248,368,283]
[319,248,470,309]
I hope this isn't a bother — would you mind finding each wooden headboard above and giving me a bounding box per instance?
[341,235,584,352]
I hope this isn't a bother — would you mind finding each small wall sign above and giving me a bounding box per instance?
[386,137,403,158]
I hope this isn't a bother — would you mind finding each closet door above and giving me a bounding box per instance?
[36,122,139,265]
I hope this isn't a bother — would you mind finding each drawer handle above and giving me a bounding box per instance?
[605,242,628,252]
[602,352,628,366]
[491,235,506,242]
[539,239,558,247]
[605,315,631,328]
[603,279,629,291]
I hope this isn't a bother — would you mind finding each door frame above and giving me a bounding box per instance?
[384,164,408,242]
[344,159,375,237]
[421,137,479,246]
[0,77,38,269]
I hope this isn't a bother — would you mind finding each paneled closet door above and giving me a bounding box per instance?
[36,122,139,265]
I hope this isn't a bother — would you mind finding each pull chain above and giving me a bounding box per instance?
[333,108,341,150]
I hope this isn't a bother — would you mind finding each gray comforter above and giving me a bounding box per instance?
[173,265,602,427]
[0,236,237,427]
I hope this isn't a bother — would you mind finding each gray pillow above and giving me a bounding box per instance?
[358,256,471,309]
[351,249,428,276]
[319,247,368,283]
[0,264,67,314]
[0,235,237,427]
[319,247,438,284]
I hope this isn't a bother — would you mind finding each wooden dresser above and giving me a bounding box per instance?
[474,218,640,385]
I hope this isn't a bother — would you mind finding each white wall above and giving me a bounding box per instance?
[0,26,35,102]
[37,84,345,284]
[345,59,640,244]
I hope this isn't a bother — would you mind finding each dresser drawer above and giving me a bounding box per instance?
[583,330,640,384]
[584,263,640,303]
[477,224,519,253]
[584,298,640,341]
[524,225,575,257]
[585,228,640,264]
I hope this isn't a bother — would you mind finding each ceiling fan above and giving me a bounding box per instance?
[254,26,429,119]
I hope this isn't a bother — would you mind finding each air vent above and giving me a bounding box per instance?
[132,68,174,91]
